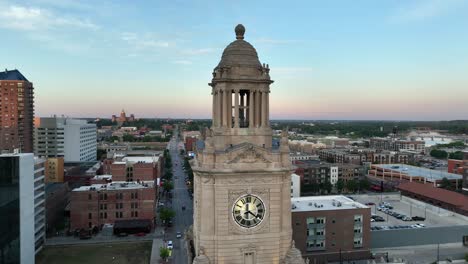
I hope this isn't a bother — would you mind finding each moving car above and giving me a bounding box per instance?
[176,232,182,238]
[167,240,173,250]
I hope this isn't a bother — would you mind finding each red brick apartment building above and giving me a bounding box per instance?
[70,181,155,230]
[0,69,34,153]
[102,156,161,182]
[291,196,371,263]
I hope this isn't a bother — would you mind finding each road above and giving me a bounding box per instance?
[164,129,193,264]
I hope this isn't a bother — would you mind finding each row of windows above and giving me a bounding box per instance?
[94,192,140,200]
[306,237,363,251]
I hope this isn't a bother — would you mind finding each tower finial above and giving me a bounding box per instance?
[235,24,245,40]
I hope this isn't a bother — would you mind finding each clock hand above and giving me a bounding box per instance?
[247,211,257,218]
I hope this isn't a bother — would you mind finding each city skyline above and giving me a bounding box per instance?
[1,0,468,120]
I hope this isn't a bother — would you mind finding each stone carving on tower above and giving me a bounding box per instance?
[191,24,297,263]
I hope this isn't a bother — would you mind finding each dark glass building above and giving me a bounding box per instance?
[0,156,20,264]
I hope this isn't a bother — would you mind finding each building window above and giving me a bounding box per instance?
[354,215,362,223]
[88,194,92,200]
[316,217,326,224]
[88,213,92,219]
[354,227,362,234]
[306,217,315,225]
[353,237,363,248]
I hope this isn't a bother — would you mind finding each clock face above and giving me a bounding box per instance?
[232,194,265,228]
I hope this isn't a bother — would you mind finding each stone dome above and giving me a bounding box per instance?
[216,24,262,69]
[283,241,306,264]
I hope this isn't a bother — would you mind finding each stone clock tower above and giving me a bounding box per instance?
[191,25,305,264]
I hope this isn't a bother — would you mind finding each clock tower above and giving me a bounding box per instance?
[191,25,304,264]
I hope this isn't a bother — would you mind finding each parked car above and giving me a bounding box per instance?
[415,223,425,228]
[412,216,425,221]
[116,232,128,237]
[402,216,412,221]
[365,202,375,206]
[176,231,182,238]
[167,240,173,250]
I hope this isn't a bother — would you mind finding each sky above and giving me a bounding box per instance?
[1,0,468,121]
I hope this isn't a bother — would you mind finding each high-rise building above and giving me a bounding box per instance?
[34,117,97,162]
[191,25,304,264]
[0,69,34,153]
[0,153,46,264]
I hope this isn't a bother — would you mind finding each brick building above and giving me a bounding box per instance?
[294,161,363,194]
[368,164,463,189]
[448,159,464,174]
[185,136,198,152]
[102,156,161,182]
[291,196,371,263]
[0,69,34,153]
[370,137,425,154]
[318,148,410,165]
[70,181,155,230]
[397,182,468,216]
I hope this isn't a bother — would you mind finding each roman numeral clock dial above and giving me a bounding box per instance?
[232,194,265,228]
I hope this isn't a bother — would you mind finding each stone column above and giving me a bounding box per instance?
[249,90,254,128]
[212,89,216,127]
[218,90,223,127]
[266,90,270,126]
[261,90,267,127]
[240,92,245,124]
[224,89,230,127]
[227,89,232,128]
[255,90,261,127]
[234,89,239,128]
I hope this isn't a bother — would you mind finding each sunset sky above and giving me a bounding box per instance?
[1,0,468,120]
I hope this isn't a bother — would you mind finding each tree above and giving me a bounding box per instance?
[336,179,345,193]
[109,136,120,142]
[97,149,107,160]
[346,180,358,193]
[164,170,173,180]
[359,178,371,191]
[440,177,451,189]
[430,149,448,159]
[448,151,464,160]
[159,208,176,223]
[122,134,135,142]
[163,181,174,192]
[160,247,170,261]
[323,181,333,194]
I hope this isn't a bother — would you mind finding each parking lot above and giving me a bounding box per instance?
[349,193,468,230]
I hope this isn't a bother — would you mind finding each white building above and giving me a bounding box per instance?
[0,153,46,264]
[35,117,97,162]
[291,173,301,198]
[330,166,338,185]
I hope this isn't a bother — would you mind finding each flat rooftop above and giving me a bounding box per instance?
[117,156,159,164]
[291,195,368,212]
[375,164,462,181]
[91,174,112,180]
[72,181,154,192]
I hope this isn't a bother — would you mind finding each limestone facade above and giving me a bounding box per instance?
[191,24,303,264]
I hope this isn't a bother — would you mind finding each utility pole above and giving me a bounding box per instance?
[437,243,440,263]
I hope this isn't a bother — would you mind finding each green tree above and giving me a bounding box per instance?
[440,177,451,189]
[97,149,107,160]
[164,170,173,180]
[359,178,371,191]
[448,151,464,160]
[323,181,333,194]
[159,208,176,223]
[163,181,174,192]
[160,247,170,261]
[430,149,448,159]
[346,180,358,193]
[122,134,135,142]
[109,136,120,142]
[336,179,345,193]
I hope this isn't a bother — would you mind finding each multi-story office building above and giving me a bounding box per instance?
[463,152,468,194]
[70,181,155,230]
[102,156,161,182]
[294,161,363,194]
[0,69,34,153]
[318,148,410,165]
[291,196,371,263]
[34,117,97,162]
[0,153,45,264]
[370,137,425,154]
